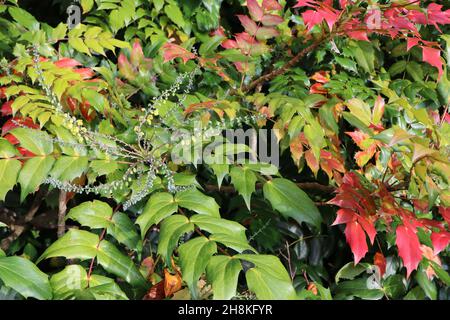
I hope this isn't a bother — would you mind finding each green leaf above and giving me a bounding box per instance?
[230,166,257,210]
[157,215,194,263]
[0,256,52,300]
[10,128,53,155]
[164,4,185,29]
[18,157,55,202]
[345,98,372,127]
[80,0,94,13]
[349,41,375,74]
[136,192,178,238]
[8,7,39,31]
[383,274,406,299]
[175,188,220,217]
[0,138,20,158]
[335,278,384,300]
[335,262,370,284]
[50,156,88,181]
[430,261,450,286]
[415,267,437,300]
[263,178,322,229]
[37,229,99,263]
[97,240,146,288]
[66,200,113,229]
[50,265,88,300]
[206,256,242,300]
[210,164,229,188]
[0,159,21,201]
[107,212,141,250]
[178,237,217,299]
[237,254,297,300]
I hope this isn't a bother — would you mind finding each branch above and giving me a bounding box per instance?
[57,190,68,238]
[241,37,326,93]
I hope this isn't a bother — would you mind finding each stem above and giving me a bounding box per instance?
[57,190,67,238]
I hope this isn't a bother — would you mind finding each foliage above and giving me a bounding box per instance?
[0,0,449,300]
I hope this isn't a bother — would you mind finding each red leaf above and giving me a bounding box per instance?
[431,231,450,254]
[2,117,38,135]
[374,252,386,277]
[247,0,264,21]
[54,58,81,69]
[396,225,422,278]
[421,46,443,78]
[17,147,35,157]
[1,100,13,116]
[438,206,450,225]
[0,87,6,99]
[345,220,369,264]
[162,43,196,64]
[4,133,19,145]
[262,0,282,11]
[406,38,420,51]
[294,0,317,8]
[143,281,165,300]
[356,215,376,244]
[332,208,355,226]
[237,15,258,35]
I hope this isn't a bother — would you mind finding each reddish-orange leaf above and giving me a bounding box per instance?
[162,43,196,64]
[237,15,258,35]
[431,231,450,254]
[143,281,165,300]
[396,225,422,278]
[54,58,81,69]
[373,252,386,277]
[345,220,368,264]
[163,269,183,297]
[421,46,443,78]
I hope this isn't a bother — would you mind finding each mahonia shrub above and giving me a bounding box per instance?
[0,0,449,300]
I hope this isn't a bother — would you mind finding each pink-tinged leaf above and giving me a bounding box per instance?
[431,231,450,254]
[374,252,386,277]
[261,14,284,26]
[237,15,258,35]
[256,26,279,40]
[421,46,443,78]
[427,3,450,31]
[247,0,264,21]
[347,30,369,42]
[305,149,319,176]
[131,39,144,66]
[420,245,442,280]
[162,43,196,64]
[73,68,95,79]
[262,0,282,11]
[118,53,136,80]
[1,100,13,116]
[346,131,369,149]
[294,0,317,8]
[332,208,355,226]
[372,96,385,125]
[438,207,450,224]
[345,220,368,264]
[396,225,422,278]
[54,58,82,68]
[406,38,420,51]
[221,39,238,49]
[302,10,324,30]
